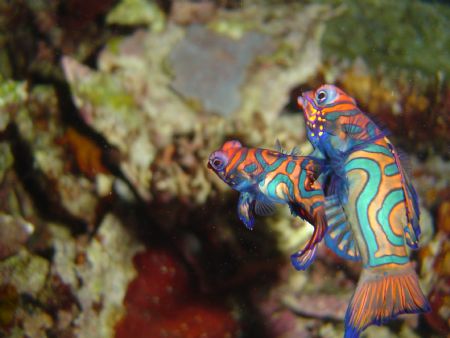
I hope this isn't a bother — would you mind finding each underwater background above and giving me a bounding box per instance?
[0,0,448,337]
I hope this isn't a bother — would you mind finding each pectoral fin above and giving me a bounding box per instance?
[255,198,276,216]
[238,192,256,230]
[289,202,328,270]
[291,245,317,271]
[324,195,360,261]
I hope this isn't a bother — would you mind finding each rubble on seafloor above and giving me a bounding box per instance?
[0,1,448,338]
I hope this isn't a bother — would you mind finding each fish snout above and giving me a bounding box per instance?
[207,152,215,170]
[297,95,305,109]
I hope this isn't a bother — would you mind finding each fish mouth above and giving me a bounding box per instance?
[297,91,318,111]
[297,95,305,109]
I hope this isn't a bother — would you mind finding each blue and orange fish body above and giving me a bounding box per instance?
[208,140,326,270]
[298,84,429,337]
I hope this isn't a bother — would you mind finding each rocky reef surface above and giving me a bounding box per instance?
[0,1,448,337]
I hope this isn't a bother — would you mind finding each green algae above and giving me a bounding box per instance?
[209,17,258,40]
[79,74,136,113]
[0,77,27,112]
[106,0,165,31]
[318,0,450,78]
[0,250,49,296]
[0,77,27,135]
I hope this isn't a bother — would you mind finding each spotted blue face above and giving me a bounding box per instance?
[297,85,340,143]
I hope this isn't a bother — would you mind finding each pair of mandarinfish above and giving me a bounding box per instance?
[207,84,429,338]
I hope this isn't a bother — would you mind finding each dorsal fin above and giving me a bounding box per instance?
[385,139,421,248]
[396,147,412,177]
[274,139,301,156]
[290,146,301,156]
[324,195,360,261]
[274,139,284,153]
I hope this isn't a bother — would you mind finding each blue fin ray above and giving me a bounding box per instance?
[237,192,256,230]
[324,195,360,261]
[290,245,317,271]
[255,198,276,216]
[274,139,301,156]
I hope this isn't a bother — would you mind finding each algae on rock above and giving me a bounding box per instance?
[320,0,450,78]
[107,0,166,31]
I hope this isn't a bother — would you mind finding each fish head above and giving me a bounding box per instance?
[297,84,356,140]
[208,140,254,191]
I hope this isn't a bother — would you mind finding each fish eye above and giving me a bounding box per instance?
[316,90,327,103]
[213,158,223,168]
[209,151,228,171]
[210,153,228,171]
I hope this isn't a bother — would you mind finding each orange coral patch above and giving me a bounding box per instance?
[62,127,109,178]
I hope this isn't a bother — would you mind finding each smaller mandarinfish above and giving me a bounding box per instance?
[207,140,326,270]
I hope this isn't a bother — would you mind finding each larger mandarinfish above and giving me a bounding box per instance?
[298,84,430,338]
[207,140,326,270]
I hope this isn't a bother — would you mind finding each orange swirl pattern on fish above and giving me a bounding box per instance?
[208,140,326,270]
[298,85,429,338]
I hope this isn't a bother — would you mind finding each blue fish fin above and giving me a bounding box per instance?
[385,140,421,248]
[402,166,420,235]
[324,195,360,261]
[402,175,421,249]
[274,139,284,153]
[274,139,301,156]
[345,265,430,337]
[254,197,276,216]
[290,205,327,270]
[290,245,317,271]
[289,146,301,156]
[396,147,413,176]
[237,192,256,230]
[319,148,349,204]
[309,147,325,159]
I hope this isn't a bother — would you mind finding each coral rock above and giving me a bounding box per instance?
[0,214,34,260]
[115,249,239,338]
[171,0,217,25]
[169,25,273,116]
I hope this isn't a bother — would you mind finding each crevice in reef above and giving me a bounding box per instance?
[3,122,87,235]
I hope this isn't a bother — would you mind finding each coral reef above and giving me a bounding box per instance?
[169,25,274,116]
[107,0,166,30]
[0,214,34,260]
[115,249,239,338]
[0,1,447,338]
[321,0,450,77]
[319,59,450,155]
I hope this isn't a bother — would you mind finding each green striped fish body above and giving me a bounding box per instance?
[343,138,411,268]
[298,85,429,338]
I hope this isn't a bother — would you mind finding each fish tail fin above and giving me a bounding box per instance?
[345,264,430,337]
